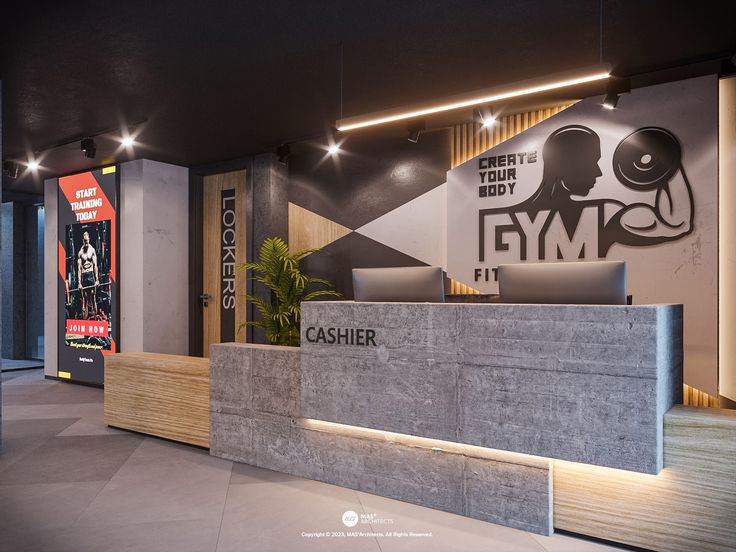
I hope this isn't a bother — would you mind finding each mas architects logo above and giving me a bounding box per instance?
[341,511,359,527]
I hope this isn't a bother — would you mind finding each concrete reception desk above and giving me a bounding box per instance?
[209,301,687,538]
[300,301,682,474]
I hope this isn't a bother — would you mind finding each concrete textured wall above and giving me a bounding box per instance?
[120,159,189,354]
[209,342,553,535]
[43,178,59,377]
[1,202,26,358]
[300,302,683,474]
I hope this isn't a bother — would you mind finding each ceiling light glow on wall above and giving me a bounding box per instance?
[336,65,610,132]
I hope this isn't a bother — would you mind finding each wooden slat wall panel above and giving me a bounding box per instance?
[202,177,222,351]
[450,104,574,169]
[683,384,720,408]
[104,352,210,448]
[287,202,352,254]
[554,405,736,552]
[203,170,247,354]
[448,103,574,294]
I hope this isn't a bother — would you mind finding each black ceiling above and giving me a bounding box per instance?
[2,0,735,195]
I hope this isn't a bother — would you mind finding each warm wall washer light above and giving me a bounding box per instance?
[336,65,611,131]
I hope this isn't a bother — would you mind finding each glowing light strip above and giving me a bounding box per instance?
[302,417,658,478]
[337,68,610,132]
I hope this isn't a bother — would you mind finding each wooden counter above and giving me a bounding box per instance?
[104,352,210,447]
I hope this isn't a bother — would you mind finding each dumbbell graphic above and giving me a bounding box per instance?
[612,127,681,191]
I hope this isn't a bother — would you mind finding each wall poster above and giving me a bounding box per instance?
[57,166,119,385]
[447,75,718,394]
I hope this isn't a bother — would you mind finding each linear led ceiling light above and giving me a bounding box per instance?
[336,64,611,132]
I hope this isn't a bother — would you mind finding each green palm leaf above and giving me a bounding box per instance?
[237,237,341,346]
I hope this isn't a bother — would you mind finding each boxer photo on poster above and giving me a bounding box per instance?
[64,220,114,350]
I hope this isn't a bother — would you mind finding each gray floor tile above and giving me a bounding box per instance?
[0,434,143,485]
[0,435,50,475]
[230,460,305,485]
[217,474,380,552]
[2,402,103,421]
[0,481,107,534]
[0,419,80,475]
[1,359,44,371]
[2,368,46,385]
[1,417,80,439]
[0,518,221,552]
[0,381,60,397]
[530,532,626,552]
[3,382,103,405]
[356,491,547,552]
[76,437,232,527]
[57,417,126,437]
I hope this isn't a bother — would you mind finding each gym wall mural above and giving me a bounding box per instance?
[447,75,717,394]
[57,166,119,385]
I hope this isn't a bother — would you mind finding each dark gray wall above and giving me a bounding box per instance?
[1,80,3,447]
[288,129,451,299]
[1,201,27,359]
[25,205,44,359]
[250,153,288,344]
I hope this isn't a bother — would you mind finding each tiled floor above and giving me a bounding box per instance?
[1,359,44,371]
[1,369,627,552]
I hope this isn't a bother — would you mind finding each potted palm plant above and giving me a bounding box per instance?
[238,237,341,346]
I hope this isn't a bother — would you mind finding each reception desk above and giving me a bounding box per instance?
[209,301,687,538]
[300,302,682,474]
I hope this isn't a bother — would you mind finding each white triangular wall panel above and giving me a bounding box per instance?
[355,184,447,268]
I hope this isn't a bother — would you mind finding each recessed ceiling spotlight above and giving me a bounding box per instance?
[121,136,135,147]
[27,159,40,171]
[473,108,495,128]
[327,144,340,155]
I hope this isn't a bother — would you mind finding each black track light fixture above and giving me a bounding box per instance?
[602,77,631,110]
[408,120,426,143]
[81,137,97,159]
[2,161,21,179]
[276,144,290,165]
[602,91,619,110]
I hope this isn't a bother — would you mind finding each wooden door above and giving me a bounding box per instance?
[202,170,247,356]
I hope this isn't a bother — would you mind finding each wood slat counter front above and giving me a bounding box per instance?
[104,352,210,448]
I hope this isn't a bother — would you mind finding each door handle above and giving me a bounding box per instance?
[200,293,211,308]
